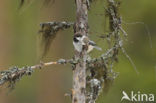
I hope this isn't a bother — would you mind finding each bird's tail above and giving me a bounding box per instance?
[94,46,102,51]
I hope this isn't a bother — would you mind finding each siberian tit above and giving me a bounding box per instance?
[73,34,102,53]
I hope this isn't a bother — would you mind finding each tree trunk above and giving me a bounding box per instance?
[72,0,88,103]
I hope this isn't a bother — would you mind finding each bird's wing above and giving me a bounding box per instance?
[89,40,96,46]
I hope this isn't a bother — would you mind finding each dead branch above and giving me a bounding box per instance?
[39,21,74,57]
[0,59,75,87]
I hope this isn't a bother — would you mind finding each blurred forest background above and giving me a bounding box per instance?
[0,0,156,103]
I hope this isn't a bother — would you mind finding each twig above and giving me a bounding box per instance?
[122,21,152,48]
[0,59,75,86]
[120,47,139,74]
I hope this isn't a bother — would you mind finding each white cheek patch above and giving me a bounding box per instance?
[77,37,81,41]
[73,41,83,52]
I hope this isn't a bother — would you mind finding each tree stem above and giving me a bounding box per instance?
[72,0,88,103]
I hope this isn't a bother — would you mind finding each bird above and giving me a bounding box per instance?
[73,34,102,53]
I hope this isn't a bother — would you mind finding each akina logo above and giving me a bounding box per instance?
[121,91,154,102]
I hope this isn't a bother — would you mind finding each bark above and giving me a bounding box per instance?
[72,0,88,103]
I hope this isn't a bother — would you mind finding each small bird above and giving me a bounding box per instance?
[73,34,102,53]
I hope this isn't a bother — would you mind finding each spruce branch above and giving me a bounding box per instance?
[39,21,74,57]
[85,0,125,102]
[0,59,75,87]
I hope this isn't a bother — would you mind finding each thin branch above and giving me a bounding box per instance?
[39,21,74,33]
[0,59,75,86]
[120,47,139,74]
[122,21,152,48]
[39,21,74,57]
